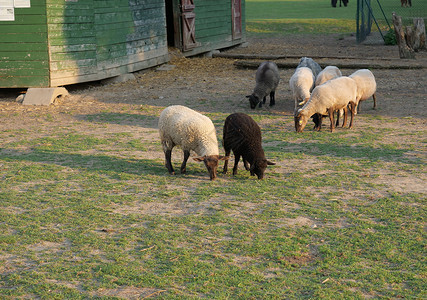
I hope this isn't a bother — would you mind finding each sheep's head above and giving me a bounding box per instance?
[246,94,260,109]
[294,109,309,133]
[194,155,229,180]
[250,158,275,180]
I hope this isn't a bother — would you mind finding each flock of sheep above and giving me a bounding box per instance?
[158,57,377,180]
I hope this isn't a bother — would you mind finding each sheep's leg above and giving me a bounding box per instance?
[262,96,267,104]
[232,154,241,175]
[318,114,323,131]
[164,149,175,175]
[314,114,323,131]
[348,102,356,129]
[180,150,190,174]
[335,109,341,127]
[372,93,377,109]
[342,106,348,127]
[328,108,335,132]
[223,149,231,174]
[243,159,250,171]
[269,91,275,106]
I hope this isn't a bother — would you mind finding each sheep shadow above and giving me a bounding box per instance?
[267,141,422,164]
[75,112,159,129]
[0,148,165,176]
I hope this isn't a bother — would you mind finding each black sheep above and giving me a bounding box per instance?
[222,113,275,179]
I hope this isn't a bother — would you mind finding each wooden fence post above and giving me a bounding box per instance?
[412,18,426,52]
[392,12,415,59]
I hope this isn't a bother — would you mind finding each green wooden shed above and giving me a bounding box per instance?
[0,0,245,88]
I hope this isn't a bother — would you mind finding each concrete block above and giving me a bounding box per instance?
[22,87,69,106]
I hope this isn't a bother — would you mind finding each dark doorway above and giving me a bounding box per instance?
[165,0,176,47]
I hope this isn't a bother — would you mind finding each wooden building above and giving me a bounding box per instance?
[0,0,245,88]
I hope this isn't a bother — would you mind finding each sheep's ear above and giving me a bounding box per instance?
[219,156,230,161]
[246,95,250,98]
[267,160,276,165]
[193,156,206,162]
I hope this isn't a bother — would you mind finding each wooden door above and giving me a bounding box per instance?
[232,0,242,39]
[181,0,197,51]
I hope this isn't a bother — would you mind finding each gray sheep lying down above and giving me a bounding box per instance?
[158,105,228,180]
[222,113,275,179]
[247,61,280,109]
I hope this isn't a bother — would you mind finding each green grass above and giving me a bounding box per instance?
[0,105,426,299]
[246,0,427,34]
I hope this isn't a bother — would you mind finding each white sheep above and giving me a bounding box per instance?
[294,77,358,132]
[247,61,280,109]
[349,69,377,112]
[289,66,315,111]
[315,65,342,86]
[313,65,344,127]
[158,105,228,180]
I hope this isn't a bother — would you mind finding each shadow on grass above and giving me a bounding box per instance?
[267,141,421,164]
[0,148,218,180]
[0,148,165,176]
[76,112,159,129]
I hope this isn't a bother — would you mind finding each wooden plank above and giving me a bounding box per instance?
[0,51,49,60]
[1,33,48,43]
[0,76,49,88]
[0,24,48,33]
[0,60,49,70]
[49,44,97,53]
[49,51,96,61]
[49,58,97,71]
[0,43,47,52]
[48,37,97,46]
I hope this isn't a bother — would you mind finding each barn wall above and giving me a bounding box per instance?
[49,0,169,87]
[47,0,97,86]
[183,0,246,56]
[0,1,50,88]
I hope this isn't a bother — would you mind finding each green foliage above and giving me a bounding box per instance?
[384,29,397,45]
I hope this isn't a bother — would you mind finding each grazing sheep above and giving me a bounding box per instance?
[247,61,280,109]
[222,113,275,179]
[158,105,228,180]
[312,65,344,128]
[349,69,377,112]
[289,66,315,110]
[297,57,322,78]
[315,66,342,86]
[294,77,358,133]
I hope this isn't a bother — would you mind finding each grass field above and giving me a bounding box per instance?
[246,0,427,34]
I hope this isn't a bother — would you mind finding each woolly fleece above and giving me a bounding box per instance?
[159,105,219,157]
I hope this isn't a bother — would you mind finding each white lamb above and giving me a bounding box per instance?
[315,66,342,86]
[289,66,315,111]
[158,105,228,180]
[294,77,358,133]
[349,69,377,112]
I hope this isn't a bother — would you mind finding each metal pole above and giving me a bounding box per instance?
[375,0,391,30]
[364,0,386,41]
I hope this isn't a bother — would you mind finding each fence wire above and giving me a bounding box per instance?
[356,0,427,44]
